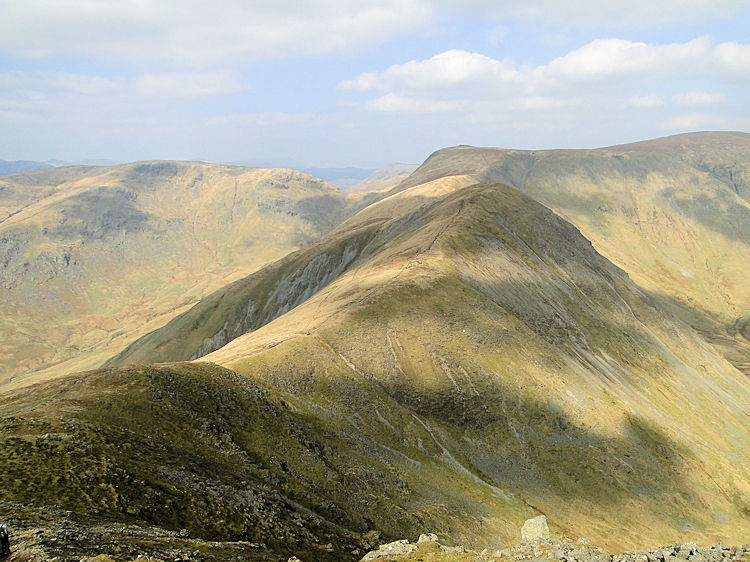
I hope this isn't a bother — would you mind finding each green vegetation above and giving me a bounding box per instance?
[107,219,385,366]
[0,363,423,560]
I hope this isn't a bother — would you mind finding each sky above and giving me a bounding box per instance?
[1,0,749,167]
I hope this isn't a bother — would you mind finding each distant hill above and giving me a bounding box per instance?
[226,161,376,189]
[0,158,124,175]
[0,161,361,386]
[44,158,122,166]
[347,163,418,193]
[301,167,374,189]
[0,159,53,175]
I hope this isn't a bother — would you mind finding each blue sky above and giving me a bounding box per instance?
[1,1,749,167]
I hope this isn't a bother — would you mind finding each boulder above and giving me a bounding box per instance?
[521,515,550,541]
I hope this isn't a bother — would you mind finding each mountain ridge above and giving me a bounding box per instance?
[107,178,750,550]
[387,131,750,374]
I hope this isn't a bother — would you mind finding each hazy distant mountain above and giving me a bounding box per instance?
[0,161,360,386]
[225,161,377,188]
[0,159,122,175]
[0,159,53,175]
[299,167,373,188]
[44,158,121,166]
[66,158,122,166]
[226,157,308,170]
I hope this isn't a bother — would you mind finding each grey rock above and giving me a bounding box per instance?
[354,531,749,562]
[683,542,699,556]
[360,539,417,561]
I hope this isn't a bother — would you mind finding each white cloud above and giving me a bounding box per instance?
[673,91,726,105]
[627,95,664,108]
[3,1,743,70]
[713,42,750,76]
[0,69,250,110]
[340,37,747,114]
[1,2,747,163]
[339,72,386,92]
[433,0,747,30]
[340,50,520,94]
[366,93,459,112]
[205,112,314,127]
[133,71,249,97]
[0,71,120,97]
[0,71,123,118]
[0,0,434,65]
[543,37,713,81]
[511,96,566,110]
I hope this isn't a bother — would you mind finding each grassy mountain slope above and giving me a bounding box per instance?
[394,132,750,374]
[106,179,750,552]
[0,362,396,560]
[0,162,358,387]
[106,172,479,368]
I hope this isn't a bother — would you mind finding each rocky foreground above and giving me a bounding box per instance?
[356,517,750,562]
[356,536,750,562]
[0,513,748,561]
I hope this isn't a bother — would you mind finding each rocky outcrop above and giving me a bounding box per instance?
[109,226,378,367]
[0,508,279,561]
[359,537,750,561]
[360,539,418,561]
